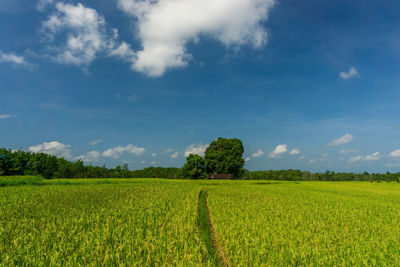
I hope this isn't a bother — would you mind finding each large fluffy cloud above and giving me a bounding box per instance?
[102,144,145,159]
[118,0,275,76]
[327,133,354,146]
[29,141,72,158]
[42,2,135,67]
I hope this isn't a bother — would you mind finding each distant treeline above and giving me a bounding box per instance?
[1,148,399,181]
[0,148,181,179]
[243,170,400,182]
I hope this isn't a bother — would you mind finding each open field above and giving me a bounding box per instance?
[1,178,400,265]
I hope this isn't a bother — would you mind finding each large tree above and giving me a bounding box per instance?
[204,137,245,178]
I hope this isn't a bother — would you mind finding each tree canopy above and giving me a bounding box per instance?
[204,137,245,178]
[182,154,207,179]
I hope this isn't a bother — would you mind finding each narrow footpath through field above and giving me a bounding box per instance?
[197,189,229,266]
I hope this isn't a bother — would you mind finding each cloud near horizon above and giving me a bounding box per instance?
[184,144,209,157]
[269,144,288,158]
[102,144,145,159]
[29,141,72,158]
[348,152,381,163]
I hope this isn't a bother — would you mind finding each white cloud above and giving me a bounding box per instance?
[152,153,157,157]
[109,41,136,62]
[289,148,300,155]
[340,67,358,80]
[245,157,251,162]
[348,155,362,163]
[184,144,209,157]
[269,144,287,158]
[171,152,179,159]
[340,149,358,154]
[42,3,131,67]
[29,141,72,158]
[327,133,354,146]
[348,152,381,163]
[0,114,13,119]
[89,139,103,145]
[102,144,145,159]
[323,153,328,157]
[298,155,305,160]
[252,149,264,158]
[389,149,400,158]
[0,51,28,66]
[76,150,100,162]
[365,152,381,161]
[309,159,315,163]
[118,0,275,76]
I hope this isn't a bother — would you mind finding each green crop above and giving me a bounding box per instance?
[207,181,400,266]
[2,179,400,265]
[0,179,209,265]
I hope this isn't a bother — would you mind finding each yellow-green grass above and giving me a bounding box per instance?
[2,178,400,266]
[207,181,400,266]
[0,179,209,265]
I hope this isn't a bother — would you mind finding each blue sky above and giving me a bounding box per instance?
[1,0,400,172]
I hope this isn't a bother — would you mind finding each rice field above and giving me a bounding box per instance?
[1,178,400,265]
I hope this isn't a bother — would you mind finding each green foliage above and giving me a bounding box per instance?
[204,137,245,178]
[183,154,207,179]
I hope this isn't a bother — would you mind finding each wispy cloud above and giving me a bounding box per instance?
[171,152,179,159]
[289,148,300,155]
[327,133,354,146]
[340,149,358,154]
[0,114,13,119]
[340,67,358,80]
[89,139,103,145]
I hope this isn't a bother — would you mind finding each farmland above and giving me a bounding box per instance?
[1,179,400,265]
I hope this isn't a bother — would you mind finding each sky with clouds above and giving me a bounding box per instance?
[1,0,400,172]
